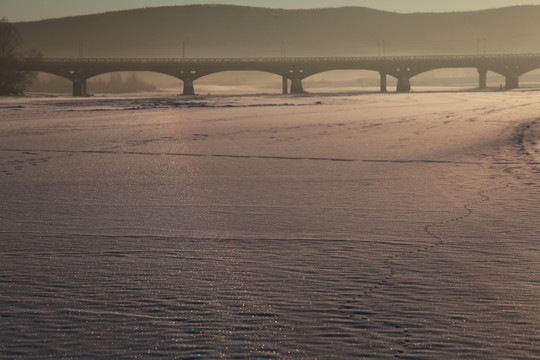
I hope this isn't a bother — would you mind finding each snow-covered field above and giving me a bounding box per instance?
[1,89,539,359]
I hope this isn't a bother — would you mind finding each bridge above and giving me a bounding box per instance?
[5,54,540,96]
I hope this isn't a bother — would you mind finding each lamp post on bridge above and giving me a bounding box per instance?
[281,40,288,94]
[477,38,487,55]
[377,39,385,57]
[377,39,387,92]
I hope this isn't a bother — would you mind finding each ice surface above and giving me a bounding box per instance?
[1,89,539,359]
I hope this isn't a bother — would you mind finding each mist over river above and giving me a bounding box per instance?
[1,90,539,359]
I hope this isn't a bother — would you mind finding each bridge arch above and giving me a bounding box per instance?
[385,65,531,92]
[28,70,72,82]
[84,70,183,81]
[194,70,285,94]
[30,70,186,95]
[28,72,72,93]
[516,67,540,77]
[488,65,540,90]
[68,69,188,96]
[85,71,178,94]
[24,71,90,95]
[407,67,486,91]
[301,69,388,93]
[511,67,540,89]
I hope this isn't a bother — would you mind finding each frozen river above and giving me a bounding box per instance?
[1,90,539,359]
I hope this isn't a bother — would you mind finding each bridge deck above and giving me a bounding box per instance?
[13,53,540,63]
[5,53,540,95]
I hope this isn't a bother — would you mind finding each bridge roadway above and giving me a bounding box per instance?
[6,54,540,96]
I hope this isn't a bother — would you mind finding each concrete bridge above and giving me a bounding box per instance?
[5,54,540,96]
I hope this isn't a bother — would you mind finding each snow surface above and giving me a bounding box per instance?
[1,89,540,359]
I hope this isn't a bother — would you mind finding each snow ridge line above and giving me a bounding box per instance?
[386,118,537,357]
[335,179,509,357]
[381,182,509,358]
[0,148,489,165]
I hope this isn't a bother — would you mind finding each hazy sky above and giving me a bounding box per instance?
[3,0,540,22]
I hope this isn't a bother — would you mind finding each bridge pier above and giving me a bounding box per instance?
[282,76,288,94]
[478,68,487,89]
[290,77,304,94]
[72,81,83,96]
[396,76,411,93]
[380,72,387,93]
[505,73,519,90]
[72,77,87,96]
[183,77,195,95]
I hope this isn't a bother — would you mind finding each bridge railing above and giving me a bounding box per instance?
[10,53,540,65]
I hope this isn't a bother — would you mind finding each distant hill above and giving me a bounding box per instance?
[13,5,540,58]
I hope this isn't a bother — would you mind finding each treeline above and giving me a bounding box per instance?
[0,19,41,95]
